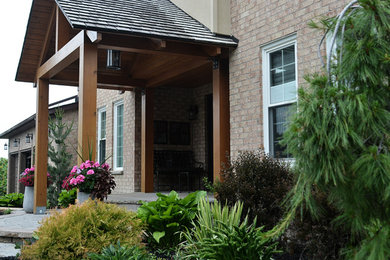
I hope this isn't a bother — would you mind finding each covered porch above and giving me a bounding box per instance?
[16,0,237,213]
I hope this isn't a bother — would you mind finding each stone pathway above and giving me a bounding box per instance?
[0,208,48,257]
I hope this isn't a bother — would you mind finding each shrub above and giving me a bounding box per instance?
[137,190,206,250]
[0,193,24,207]
[88,242,154,260]
[47,108,74,207]
[214,149,293,230]
[20,199,144,259]
[180,198,279,260]
[57,188,77,208]
[0,158,7,196]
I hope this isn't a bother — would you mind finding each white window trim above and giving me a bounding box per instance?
[262,35,298,156]
[97,106,106,163]
[113,100,124,171]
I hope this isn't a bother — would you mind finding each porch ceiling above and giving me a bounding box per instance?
[16,0,236,89]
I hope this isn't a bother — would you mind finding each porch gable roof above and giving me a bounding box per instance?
[55,0,238,47]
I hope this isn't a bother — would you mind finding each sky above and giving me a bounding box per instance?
[0,1,78,159]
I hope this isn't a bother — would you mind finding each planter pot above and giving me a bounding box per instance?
[23,186,34,213]
[77,191,91,204]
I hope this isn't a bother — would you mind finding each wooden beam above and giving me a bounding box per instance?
[37,30,84,79]
[38,7,55,66]
[141,88,154,192]
[212,58,230,182]
[34,79,49,214]
[147,59,210,87]
[56,6,73,52]
[49,70,146,88]
[86,30,102,43]
[98,34,210,59]
[78,43,98,163]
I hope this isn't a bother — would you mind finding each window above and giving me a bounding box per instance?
[97,107,106,163]
[113,101,124,170]
[262,35,297,158]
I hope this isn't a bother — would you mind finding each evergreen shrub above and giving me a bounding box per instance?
[20,199,144,259]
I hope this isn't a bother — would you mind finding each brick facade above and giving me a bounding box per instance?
[229,0,350,158]
[94,0,352,193]
[6,105,78,193]
[96,89,140,193]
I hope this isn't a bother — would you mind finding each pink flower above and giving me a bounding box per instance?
[87,169,94,175]
[76,175,85,183]
[93,162,100,168]
[101,163,110,170]
[30,166,35,171]
[71,166,78,173]
[70,178,77,185]
[80,163,86,170]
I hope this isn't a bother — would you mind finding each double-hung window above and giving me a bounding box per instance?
[97,107,106,163]
[262,35,297,158]
[113,101,124,171]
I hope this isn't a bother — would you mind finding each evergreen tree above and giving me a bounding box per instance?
[0,158,7,196]
[280,0,390,258]
[47,109,74,207]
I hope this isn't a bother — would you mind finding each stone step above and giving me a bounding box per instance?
[106,192,215,212]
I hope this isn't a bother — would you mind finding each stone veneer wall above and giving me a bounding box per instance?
[229,0,350,158]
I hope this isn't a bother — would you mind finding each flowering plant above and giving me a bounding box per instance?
[19,167,51,187]
[62,160,116,200]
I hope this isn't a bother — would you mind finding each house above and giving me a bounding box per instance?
[15,0,350,212]
[0,96,78,194]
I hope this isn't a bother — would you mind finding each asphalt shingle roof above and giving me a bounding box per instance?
[55,0,238,47]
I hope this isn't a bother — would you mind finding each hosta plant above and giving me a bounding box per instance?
[0,193,24,207]
[137,190,207,250]
[88,241,154,260]
[57,188,77,208]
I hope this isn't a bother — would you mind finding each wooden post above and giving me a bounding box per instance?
[78,42,98,163]
[212,58,230,182]
[34,79,49,214]
[141,88,154,192]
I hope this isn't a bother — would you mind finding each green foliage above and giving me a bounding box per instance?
[57,188,77,208]
[280,0,390,258]
[214,149,293,230]
[0,193,24,207]
[47,108,74,207]
[0,208,12,215]
[180,198,279,260]
[0,158,7,196]
[20,199,145,259]
[88,242,153,260]
[137,190,206,250]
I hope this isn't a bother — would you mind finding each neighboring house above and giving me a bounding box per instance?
[0,96,78,194]
[14,0,351,206]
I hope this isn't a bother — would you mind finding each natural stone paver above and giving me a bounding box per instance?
[0,208,47,258]
[0,242,20,257]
